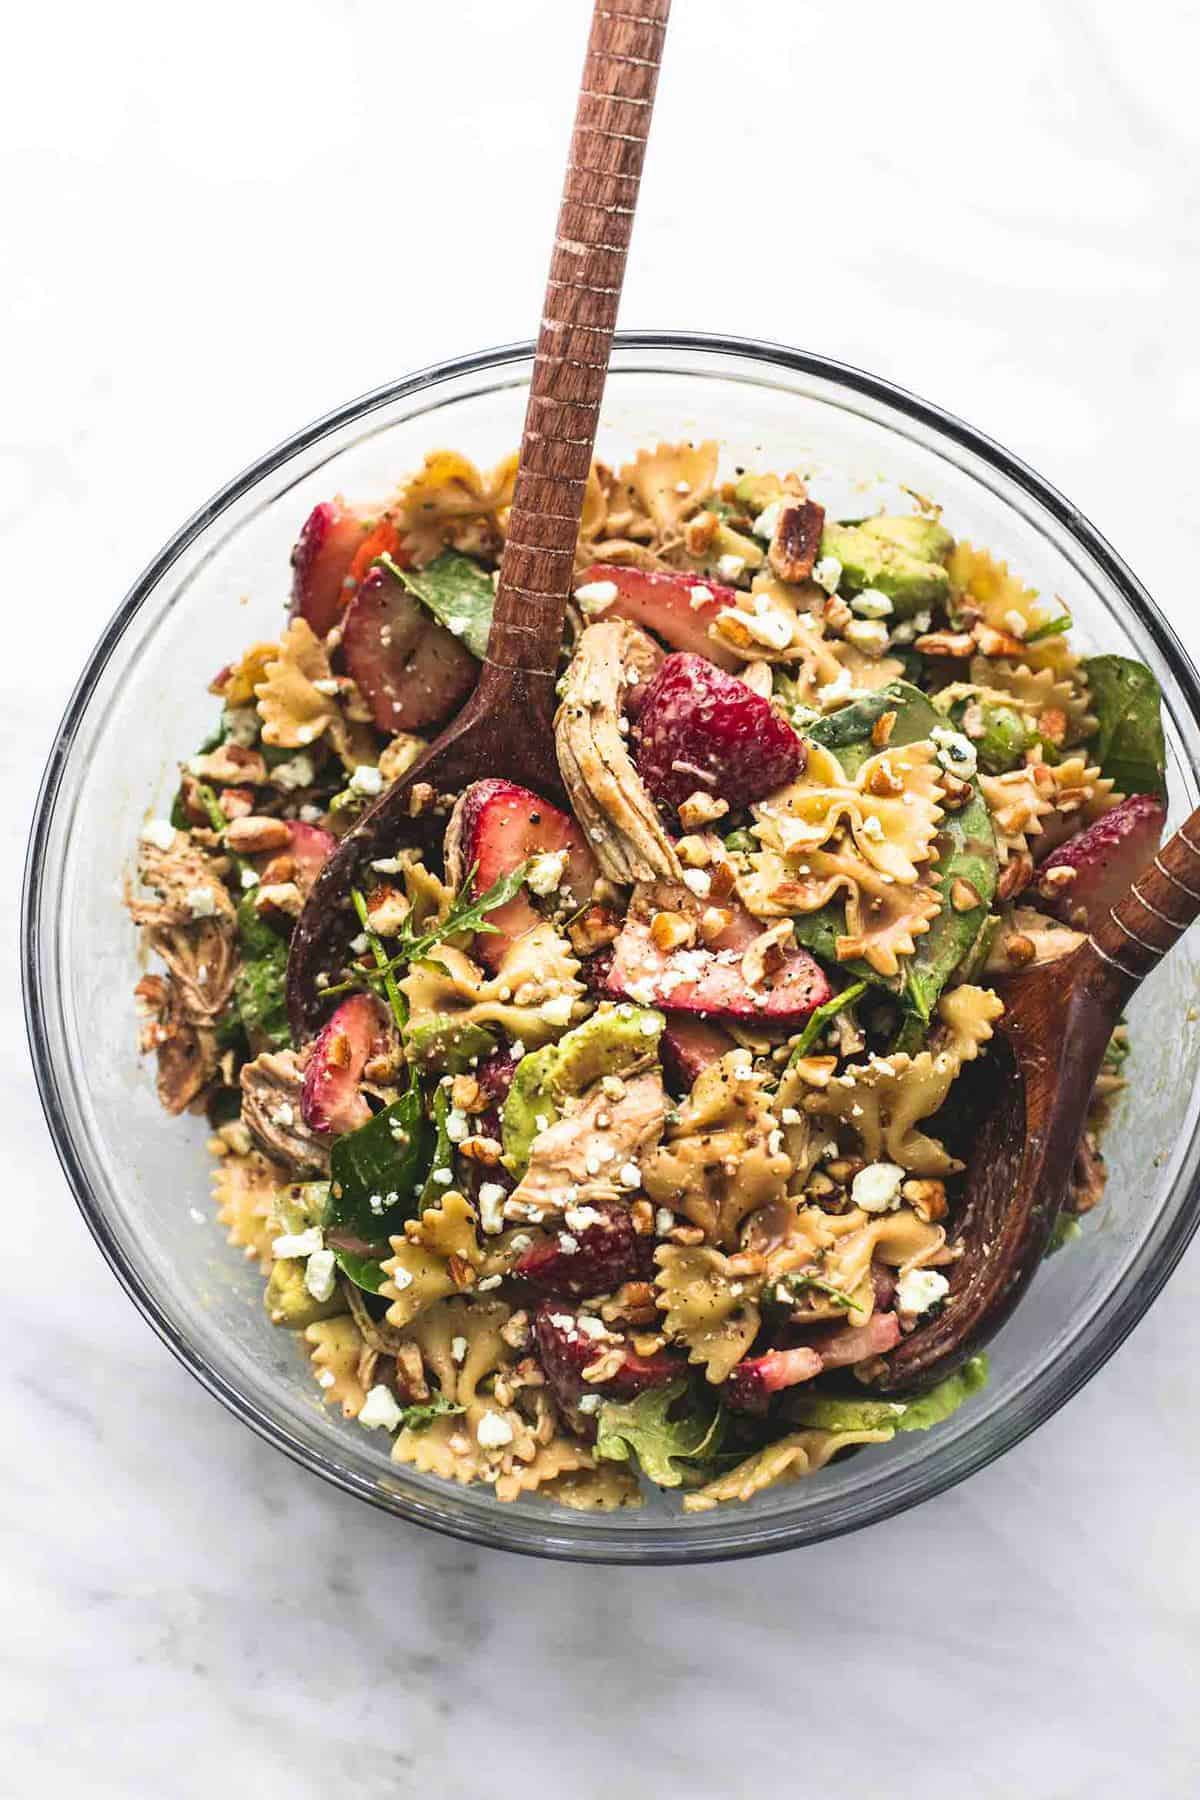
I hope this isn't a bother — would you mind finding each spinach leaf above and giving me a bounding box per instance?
[327,1083,432,1243]
[333,1249,390,1293]
[595,1379,725,1488]
[401,1395,466,1432]
[1082,655,1166,797]
[232,894,291,1052]
[382,549,494,660]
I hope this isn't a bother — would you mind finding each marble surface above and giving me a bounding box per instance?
[6,1,1200,1793]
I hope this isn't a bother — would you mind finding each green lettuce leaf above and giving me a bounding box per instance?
[400,1395,466,1432]
[1082,655,1166,797]
[595,1380,725,1488]
[231,894,291,1052]
[327,1081,432,1243]
[789,1353,988,1435]
[383,549,495,660]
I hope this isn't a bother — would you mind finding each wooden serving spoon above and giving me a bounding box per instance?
[288,0,671,1040]
[874,805,1200,1391]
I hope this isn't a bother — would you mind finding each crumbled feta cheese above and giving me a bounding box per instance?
[576,1314,608,1340]
[565,1205,604,1232]
[1002,609,1028,640]
[349,932,369,953]
[618,1161,642,1189]
[430,1167,453,1186]
[271,753,315,791]
[682,868,711,898]
[186,885,218,919]
[273,1102,295,1128]
[930,725,979,780]
[558,1232,579,1254]
[304,1248,337,1303]
[816,666,854,709]
[312,677,341,696]
[716,553,746,583]
[371,856,405,873]
[655,1206,675,1236]
[222,706,260,746]
[299,804,323,824]
[477,1182,507,1235]
[639,1013,661,1036]
[140,818,176,851]
[843,618,891,657]
[812,555,843,595]
[445,1107,470,1144]
[896,1267,950,1316]
[860,814,885,841]
[526,848,568,896]
[389,1266,414,1291]
[574,579,619,614]
[349,763,383,797]
[723,603,793,652]
[476,1409,514,1449]
[358,1384,404,1432]
[509,1041,526,1062]
[577,1393,602,1416]
[851,1162,905,1214]
[272,1227,324,1259]
[450,1334,469,1365]
[541,994,575,1027]
[850,588,894,619]
[753,499,783,540]
[508,1233,533,1253]
[689,584,714,610]
[780,1107,801,1126]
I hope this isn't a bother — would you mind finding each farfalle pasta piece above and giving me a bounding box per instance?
[804,985,1003,1176]
[617,440,718,535]
[641,1051,792,1247]
[493,1437,596,1503]
[950,542,1077,680]
[391,449,519,564]
[654,1244,763,1383]
[682,1427,895,1512]
[980,752,1115,861]
[753,740,944,883]
[759,1202,950,1323]
[541,1463,643,1511]
[738,845,942,978]
[392,1298,543,1490]
[380,1190,483,1330]
[305,1315,370,1418]
[254,618,340,750]
[399,924,585,1055]
[966,655,1096,746]
[211,1147,285,1269]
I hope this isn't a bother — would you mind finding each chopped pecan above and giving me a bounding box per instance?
[768,499,825,584]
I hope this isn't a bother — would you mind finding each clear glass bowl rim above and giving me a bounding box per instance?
[22,330,1200,1563]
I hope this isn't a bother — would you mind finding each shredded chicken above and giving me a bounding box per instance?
[128,831,238,1111]
[507,1070,666,1218]
[239,1049,330,1176]
[554,621,682,885]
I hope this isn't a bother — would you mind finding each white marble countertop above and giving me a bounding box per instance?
[5,2,1200,1793]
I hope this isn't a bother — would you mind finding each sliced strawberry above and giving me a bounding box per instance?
[723,1346,823,1413]
[606,903,831,1023]
[575,563,741,670]
[515,1201,653,1298]
[290,501,369,638]
[446,779,599,970]
[341,562,477,734]
[300,993,391,1136]
[1037,794,1166,929]
[533,1301,685,1432]
[635,652,806,815]
[659,1012,737,1092]
[798,1312,901,1369]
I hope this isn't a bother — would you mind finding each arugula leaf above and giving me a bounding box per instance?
[1024,609,1072,644]
[595,1380,725,1488]
[418,1084,456,1212]
[232,894,291,1052]
[769,1273,857,1310]
[350,886,407,1031]
[346,862,532,993]
[327,1083,432,1243]
[401,1395,466,1432]
[333,1249,389,1293]
[382,549,495,660]
[786,981,867,1062]
[1082,655,1167,797]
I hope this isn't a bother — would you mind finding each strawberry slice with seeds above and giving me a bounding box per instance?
[659,1012,737,1091]
[515,1201,654,1298]
[575,563,742,669]
[723,1346,823,1413]
[606,900,831,1023]
[635,652,806,815]
[290,501,370,638]
[446,779,599,970]
[533,1301,685,1431]
[300,993,390,1136]
[1037,793,1165,929]
[341,562,477,734]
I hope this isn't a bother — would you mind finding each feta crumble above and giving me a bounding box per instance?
[477,1182,507,1235]
[272,1227,324,1259]
[140,818,176,851]
[851,1162,905,1214]
[716,553,746,583]
[304,1248,337,1303]
[526,848,568,896]
[476,1409,514,1449]
[186,885,218,919]
[896,1267,950,1316]
[813,555,843,595]
[930,725,979,780]
[358,1385,404,1432]
[574,579,619,614]
[850,588,894,619]
[349,763,383,797]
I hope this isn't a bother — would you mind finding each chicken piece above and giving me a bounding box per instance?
[240,1049,331,1176]
[134,973,217,1115]
[506,1070,666,1219]
[127,832,237,1023]
[554,620,682,885]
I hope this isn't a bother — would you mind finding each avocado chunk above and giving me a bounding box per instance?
[272,1180,331,1235]
[820,517,952,617]
[501,1004,665,1175]
[403,1015,498,1074]
[972,701,1033,774]
[264,1257,348,1328]
[861,514,954,566]
[733,472,784,515]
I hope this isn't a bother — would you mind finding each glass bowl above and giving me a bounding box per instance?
[23,334,1200,1562]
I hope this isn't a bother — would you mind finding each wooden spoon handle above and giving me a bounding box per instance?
[484,0,671,682]
[1089,801,1200,984]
